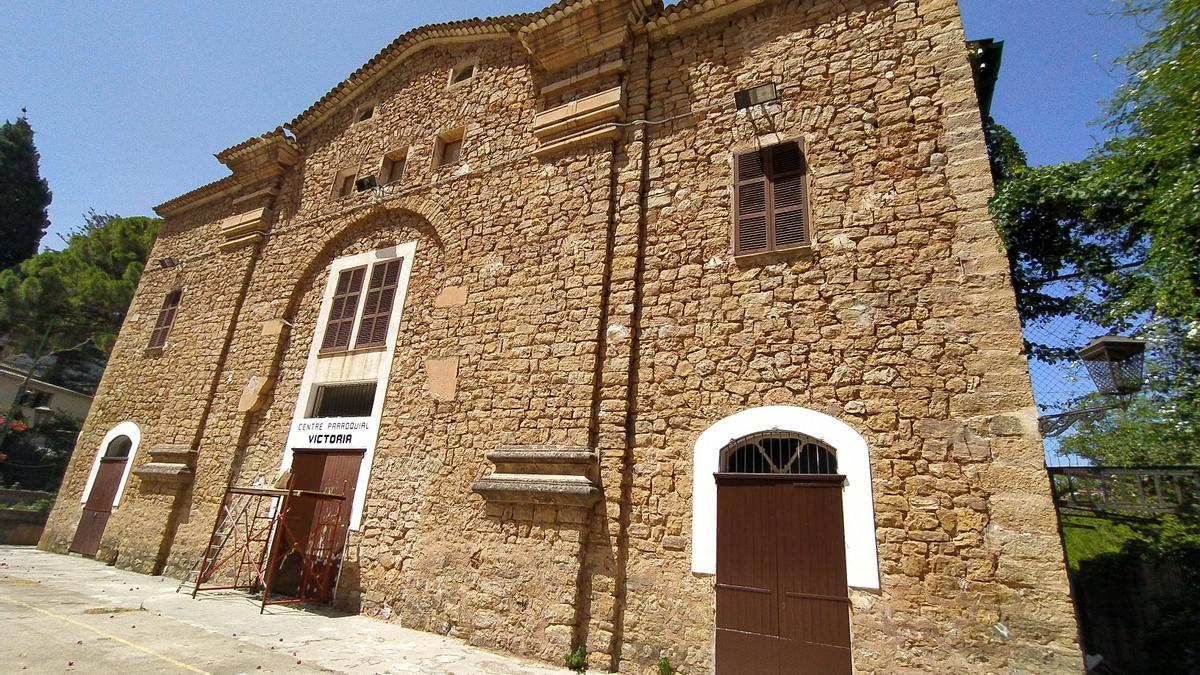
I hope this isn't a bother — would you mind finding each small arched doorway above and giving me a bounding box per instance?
[70,431,136,556]
[716,432,852,674]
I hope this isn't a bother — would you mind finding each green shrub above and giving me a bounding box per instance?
[564,645,587,673]
[657,656,675,675]
[0,498,53,512]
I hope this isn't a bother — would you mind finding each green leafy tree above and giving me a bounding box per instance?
[988,0,1199,464]
[0,213,159,455]
[0,116,52,270]
[0,412,81,491]
[0,213,160,359]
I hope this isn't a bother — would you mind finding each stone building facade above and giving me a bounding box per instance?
[41,0,1082,672]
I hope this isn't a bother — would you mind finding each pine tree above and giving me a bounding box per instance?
[0,115,52,270]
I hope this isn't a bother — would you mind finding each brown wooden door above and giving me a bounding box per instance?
[272,450,363,600]
[69,457,127,556]
[716,474,851,674]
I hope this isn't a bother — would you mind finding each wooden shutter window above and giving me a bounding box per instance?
[148,289,183,349]
[320,267,366,352]
[734,148,769,255]
[734,142,810,255]
[355,258,403,348]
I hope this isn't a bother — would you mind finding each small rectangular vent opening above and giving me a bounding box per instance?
[311,382,377,418]
[354,104,375,123]
[434,128,465,168]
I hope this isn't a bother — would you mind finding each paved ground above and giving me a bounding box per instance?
[0,546,565,674]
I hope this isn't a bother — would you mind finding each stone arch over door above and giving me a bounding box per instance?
[250,205,435,531]
[72,421,142,555]
[270,200,447,324]
[234,203,444,470]
[691,405,880,589]
[80,421,142,507]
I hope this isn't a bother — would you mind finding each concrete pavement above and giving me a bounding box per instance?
[0,546,566,674]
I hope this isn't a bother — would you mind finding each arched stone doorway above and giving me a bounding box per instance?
[71,422,141,556]
[715,431,851,673]
[691,406,879,673]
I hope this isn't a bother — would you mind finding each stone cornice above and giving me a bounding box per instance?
[518,0,659,71]
[287,17,530,137]
[646,0,769,37]
[155,0,776,221]
[154,175,241,219]
[215,128,301,173]
[154,130,300,218]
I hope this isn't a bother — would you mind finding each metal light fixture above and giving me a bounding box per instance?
[32,406,54,428]
[158,257,182,269]
[734,82,779,110]
[1039,335,1146,437]
[1078,336,1146,396]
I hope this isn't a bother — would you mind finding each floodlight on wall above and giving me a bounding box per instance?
[734,83,779,110]
[1038,335,1146,437]
[158,257,182,269]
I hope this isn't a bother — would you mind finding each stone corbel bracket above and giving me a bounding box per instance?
[471,445,600,506]
[218,206,272,251]
[532,86,625,159]
[133,443,197,487]
[217,131,301,251]
[156,129,300,220]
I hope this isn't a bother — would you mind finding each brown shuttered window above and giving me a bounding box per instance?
[147,289,182,349]
[355,258,403,348]
[734,142,811,255]
[320,266,366,352]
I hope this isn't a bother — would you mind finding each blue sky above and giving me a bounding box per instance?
[1,1,1146,249]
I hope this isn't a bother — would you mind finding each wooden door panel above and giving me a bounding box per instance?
[776,481,852,674]
[273,452,325,596]
[780,638,854,675]
[716,629,781,674]
[777,483,848,595]
[779,593,852,650]
[270,450,363,601]
[716,475,852,675]
[70,458,127,556]
[716,480,778,636]
[84,459,126,510]
[69,510,109,556]
[312,451,361,564]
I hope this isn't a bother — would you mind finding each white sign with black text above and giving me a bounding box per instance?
[287,417,373,451]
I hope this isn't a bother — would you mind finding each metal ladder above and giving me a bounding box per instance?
[176,489,276,595]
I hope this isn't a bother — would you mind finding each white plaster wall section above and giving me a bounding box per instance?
[691,405,881,590]
[79,420,142,508]
[282,241,417,530]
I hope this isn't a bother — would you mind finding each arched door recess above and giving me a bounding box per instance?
[71,425,140,556]
[715,431,853,674]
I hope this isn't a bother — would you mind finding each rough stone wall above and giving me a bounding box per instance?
[41,1,1081,673]
[150,38,622,664]
[39,202,254,574]
[610,0,1079,673]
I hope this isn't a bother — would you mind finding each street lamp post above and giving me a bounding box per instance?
[1038,336,1147,437]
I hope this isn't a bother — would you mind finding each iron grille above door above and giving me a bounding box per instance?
[721,432,838,475]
